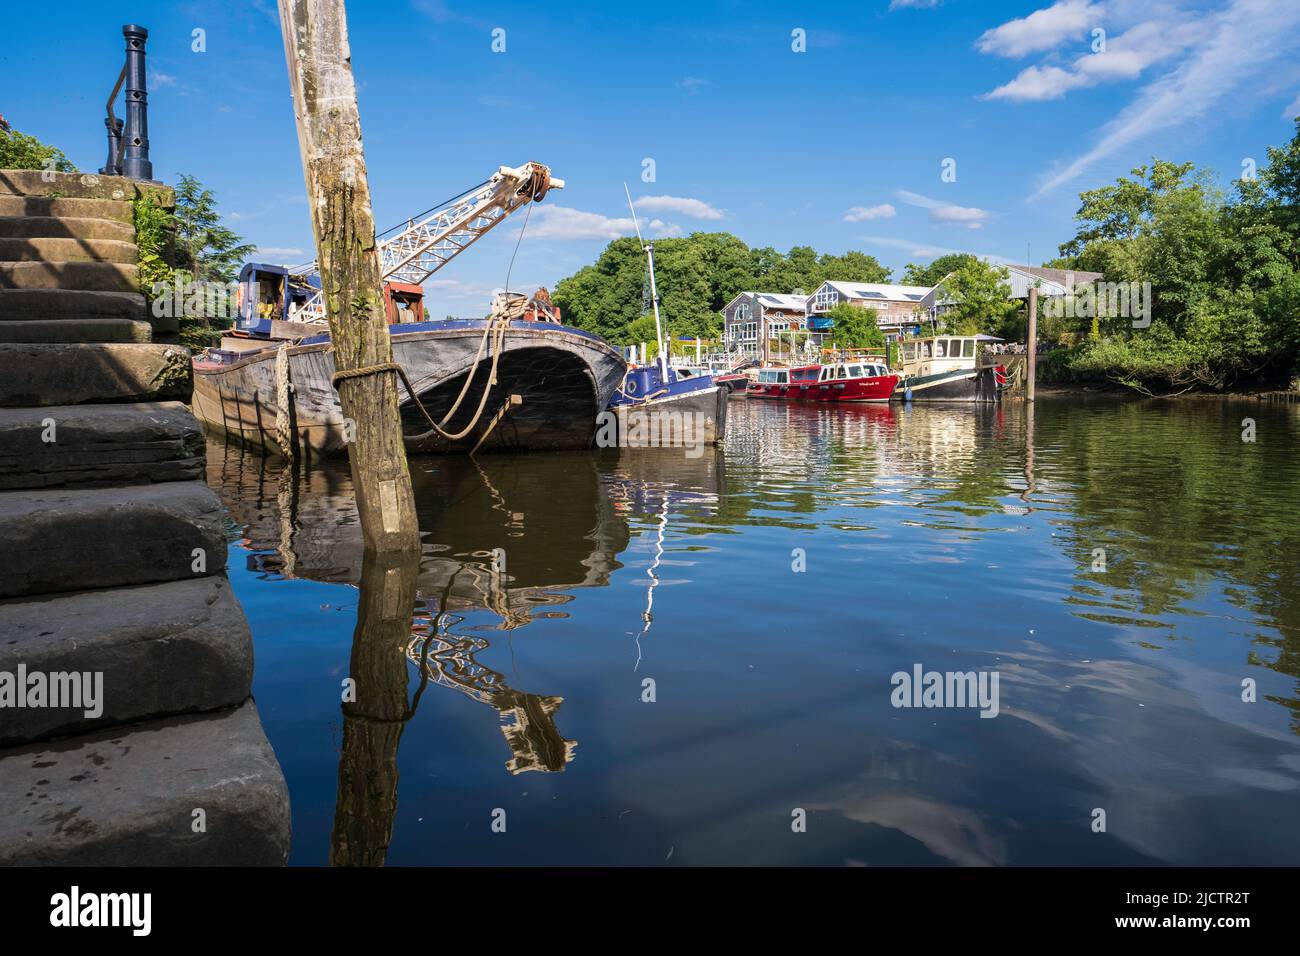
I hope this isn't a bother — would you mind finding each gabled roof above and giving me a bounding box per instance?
[722,291,808,313]
[816,280,934,303]
[1003,264,1103,288]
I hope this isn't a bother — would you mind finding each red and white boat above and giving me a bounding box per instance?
[746,363,821,399]
[805,359,899,403]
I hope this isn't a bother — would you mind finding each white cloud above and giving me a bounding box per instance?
[977,0,1102,58]
[528,206,679,240]
[676,77,710,95]
[633,195,724,219]
[889,0,941,9]
[1033,0,1300,197]
[149,71,177,88]
[843,203,897,222]
[1284,91,1300,119]
[896,190,991,229]
[984,13,1208,101]
[254,246,305,261]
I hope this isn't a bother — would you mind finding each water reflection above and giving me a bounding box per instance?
[209,395,1300,866]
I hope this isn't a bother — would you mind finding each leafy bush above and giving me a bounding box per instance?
[0,125,75,172]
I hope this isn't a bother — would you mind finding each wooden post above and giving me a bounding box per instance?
[278,0,418,553]
[1026,285,1038,402]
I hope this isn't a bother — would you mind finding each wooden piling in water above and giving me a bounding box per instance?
[277,0,419,553]
[1026,285,1038,402]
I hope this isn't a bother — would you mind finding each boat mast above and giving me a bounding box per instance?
[624,183,669,379]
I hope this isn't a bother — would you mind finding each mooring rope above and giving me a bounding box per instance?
[274,341,295,459]
[330,320,508,444]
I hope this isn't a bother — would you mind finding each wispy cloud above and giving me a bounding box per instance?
[633,195,724,219]
[1284,91,1300,119]
[1031,0,1300,197]
[843,203,897,222]
[984,12,1207,101]
[977,0,1101,58]
[149,71,177,89]
[896,190,990,229]
[890,0,942,9]
[676,76,711,95]
[529,206,679,240]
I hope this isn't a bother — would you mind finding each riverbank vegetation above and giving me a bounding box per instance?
[553,235,890,344]
[1040,122,1300,393]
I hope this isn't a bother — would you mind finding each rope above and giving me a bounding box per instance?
[274,341,295,459]
[330,322,508,443]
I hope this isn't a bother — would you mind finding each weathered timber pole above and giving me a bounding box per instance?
[1026,285,1038,402]
[277,0,419,553]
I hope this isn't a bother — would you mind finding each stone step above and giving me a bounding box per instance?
[0,195,134,224]
[0,169,160,203]
[0,576,252,747]
[0,260,137,292]
[0,699,291,866]
[0,319,152,343]
[0,480,226,598]
[0,402,203,490]
[0,216,135,242]
[0,288,146,321]
[0,237,137,264]
[0,342,190,406]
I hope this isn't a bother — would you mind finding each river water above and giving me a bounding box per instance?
[208,396,1300,866]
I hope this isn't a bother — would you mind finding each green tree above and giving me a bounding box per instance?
[172,173,255,284]
[901,253,977,288]
[933,259,1017,335]
[825,302,886,349]
[0,123,75,172]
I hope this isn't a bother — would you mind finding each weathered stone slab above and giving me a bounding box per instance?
[0,261,137,293]
[0,480,226,598]
[0,170,137,202]
[0,575,252,746]
[0,402,203,490]
[0,699,291,866]
[0,319,152,343]
[0,237,137,264]
[0,288,146,322]
[0,343,190,406]
[0,196,134,223]
[0,216,134,242]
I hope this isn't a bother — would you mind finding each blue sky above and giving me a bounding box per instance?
[4,0,1300,317]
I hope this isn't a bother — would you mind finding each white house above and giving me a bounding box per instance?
[804,280,933,341]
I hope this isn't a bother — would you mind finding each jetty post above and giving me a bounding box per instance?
[277,0,419,553]
[1026,285,1038,402]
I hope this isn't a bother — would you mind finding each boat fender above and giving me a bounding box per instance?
[904,387,913,402]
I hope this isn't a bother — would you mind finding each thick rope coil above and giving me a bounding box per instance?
[274,341,295,459]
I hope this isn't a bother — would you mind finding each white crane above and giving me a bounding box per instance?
[287,161,563,319]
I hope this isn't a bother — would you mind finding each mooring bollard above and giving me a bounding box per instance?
[99,24,153,181]
[121,24,153,181]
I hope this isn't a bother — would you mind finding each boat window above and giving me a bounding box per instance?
[777,370,789,384]
[963,339,976,357]
[848,365,863,377]
[903,343,916,361]
[820,366,831,381]
[935,340,947,358]
[921,341,932,358]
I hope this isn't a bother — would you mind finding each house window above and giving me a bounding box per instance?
[813,287,839,312]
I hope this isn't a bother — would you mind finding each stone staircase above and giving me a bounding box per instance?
[0,170,290,865]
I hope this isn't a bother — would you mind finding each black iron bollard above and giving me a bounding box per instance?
[101,116,124,177]
[121,24,153,181]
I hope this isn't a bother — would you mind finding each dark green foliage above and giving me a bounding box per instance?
[0,124,75,172]
[1047,124,1300,392]
[552,232,890,345]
